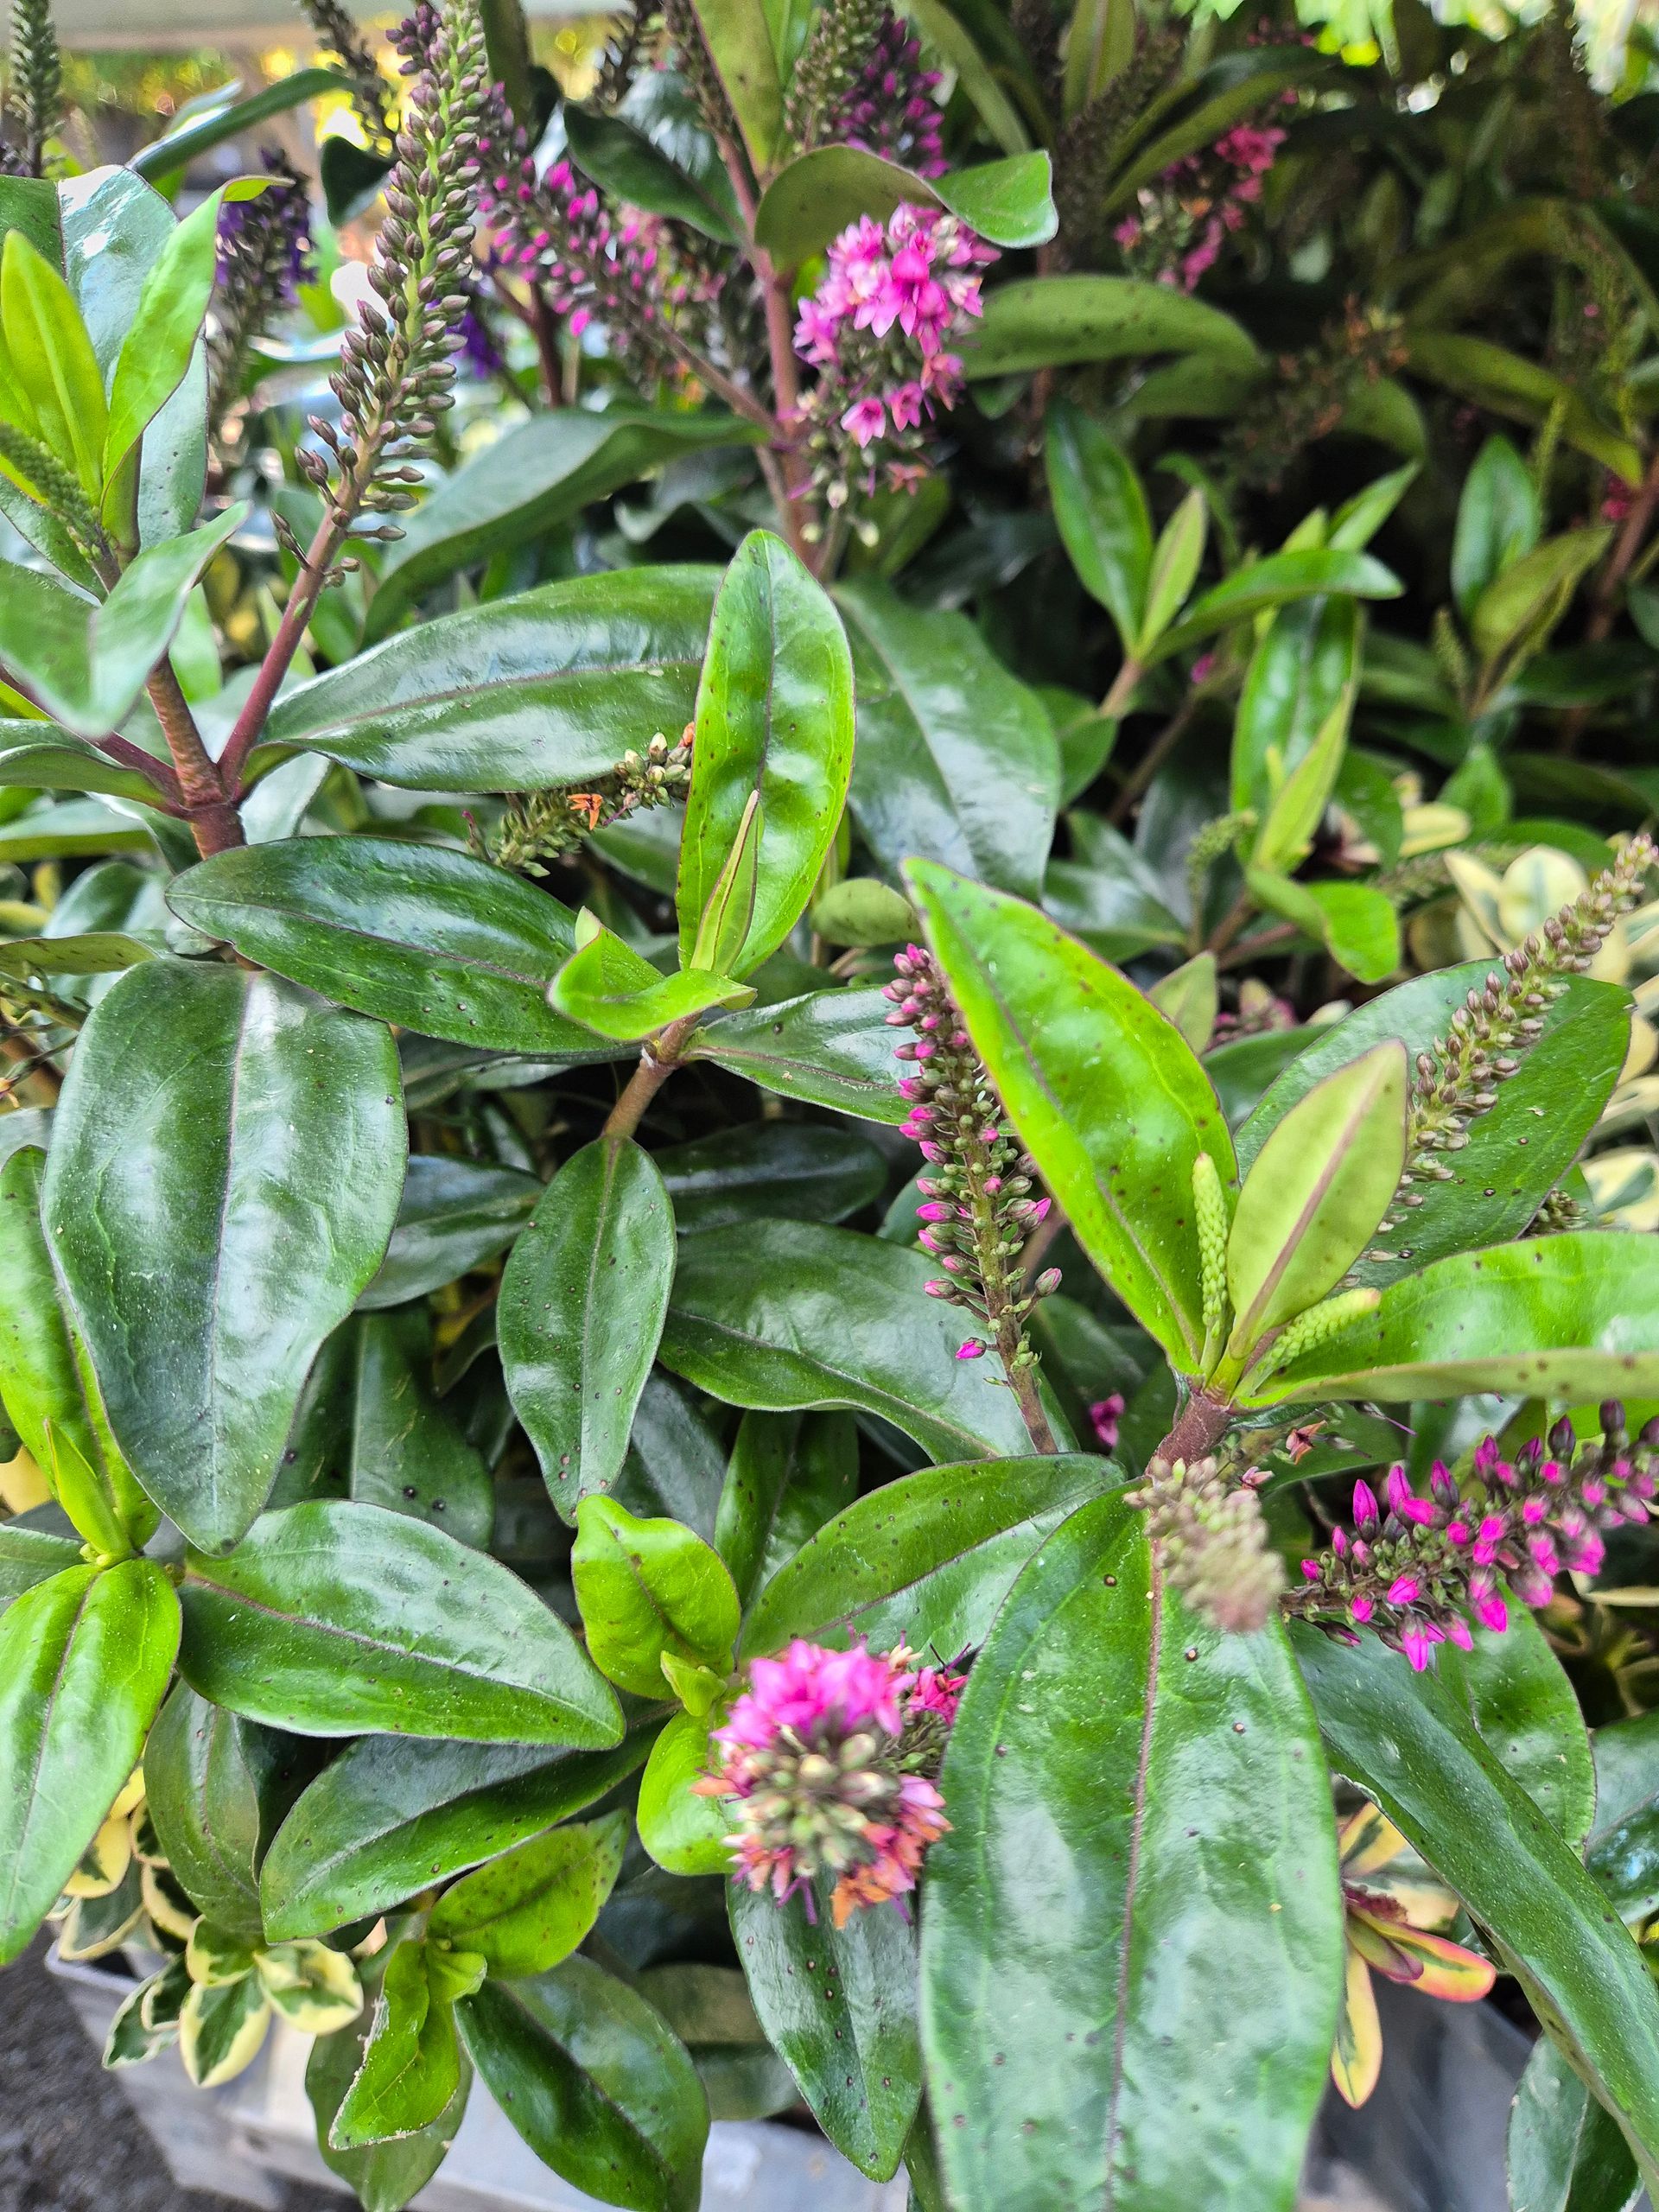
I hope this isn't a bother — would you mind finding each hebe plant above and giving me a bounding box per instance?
[3,0,1659,2207]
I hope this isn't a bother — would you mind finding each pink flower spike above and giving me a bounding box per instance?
[1402,1624,1434,1671]
[955,1339,986,1360]
[1351,1595,1374,1624]
[1387,1575,1420,1605]
[1472,1591,1509,1633]
[1088,1393,1124,1451]
[1385,1465,1414,1518]
[1446,1618,1474,1652]
[1351,1480,1380,1530]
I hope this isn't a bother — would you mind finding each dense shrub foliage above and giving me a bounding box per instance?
[4,0,1659,2205]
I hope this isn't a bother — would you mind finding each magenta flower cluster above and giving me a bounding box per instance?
[825,11,946,178]
[698,1637,963,1928]
[1289,1408,1659,1669]
[791,207,996,506]
[1114,121,1285,292]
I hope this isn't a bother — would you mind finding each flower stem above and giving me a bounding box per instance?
[601,1012,702,1141]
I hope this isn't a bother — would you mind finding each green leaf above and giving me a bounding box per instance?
[131,68,342,182]
[1247,1230,1659,1407]
[563,102,741,243]
[959,275,1260,379]
[0,1521,81,1617]
[429,1811,627,1980]
[549,918,753,1039]
[458,1957,709,2212]
[168,838,619,1062]
[142,1683,269,1945]
[899,0,1029,152]
[732,1881,920,2178]
[1102,48,1329,207]
[0,728,169,806]
[1588,1712,1659,1929]
[0,1145,154,1556]
[360,1155,540,1310]
[905,860,1235,1370]
[1508,2032,1642,2212]
[330,1939,467,2150]
[1470,529,1610,668]
[1224,1042,1406,1363]
[43,959,406,1552]
[1232,596,1360,820]
[0,505,245,738]
[1434,1611,1595,1851]
[1407,332,1643,488]
[260,1731,653,1941]
[753,148,1054,264]
[0,174,60,266]
[179,1499,623,1747]
[282,1309,493,1548]
[1248,639,1359,877]
[1149,548,1402,664]
[637,1706,732,1877]
[1063,0,1134,117]
[715,1408,857,1608]
[660,1221,1044,1462]
[573,1496,741,1697]
[1235,967,1630,1287]
[1294,1622,1659,2194]
[657,1122,885,1230]
[258,567,719,791]
[741,1453,1109,1659]
[1147,950,1217,1052]
[308,1961,473,2211]
[836,579,1059,902]
[1,228,107,499]
[1245,872,1402,987]
[499,1137,676,1514]
[104,182,263,485]
[365,413,757,640]
[676,531,854,976]
[689,982,912,1122]
[1043,812,1186,961]
[1045,400,1151,651]
[0,1559,181,1963]
[688,0,781,168]
[1137,486,1206,654]
[923,1497,1343,2212]
[1452,434,1541,625]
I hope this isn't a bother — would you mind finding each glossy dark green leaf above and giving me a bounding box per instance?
[0,507,243,738]
[1043,814,1186,961]
[360,1155,541,1309]
[731,1880,920,2180]
[959,275,1259,378]
[562,101,741,241]
[499,1137,675,1516]
[689,983,910,1123]
[1246,872,1400,988]
[660,1221,1041,1463]
[131,68,342,181]
[741,1454,1109,1660]
[1452,435,1541,624]
[637,1961,795,2120]
[1586,1711,1659,1927]
[429,1810,628,1979]
[1151,549,1401,664]
[1046,400,1151,649]
[1236,968,1633,1288]
[753,148,1054,264]
[615,1372,728,1543]
[655,1122,885,1230]
[1405,333,1642,486]
[677,531,854,976]
[365,415,755,639]
[167,838,618,1061]
[549,918,751,1039]
[1508,2031,1642,2212]
[1232,597,1360,820]
[1248,1232,1659,1408]
[573,1495,740,1697]
[282,1309,493,1548]
[0,1559,181,1963]
[0,729,167,805]
[260,1729,654,1941]
[906,860,1235,1370]
[715,1408,858,1609]
[1294,1623,1659,2192]
[458,1958,709,2212]
[924,1497,1343,2212]
[143,1682,268,1944]
[178,1499,623,1747]
[836,579,1060,903]
[257,567,719,791]
[0,1145,154,1555]
[43,959,406,1552]
[1434,1611,1594,1850]
[308,1962,472,2212]
[330,1937,468,2150]
[0,1521,80,1616]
